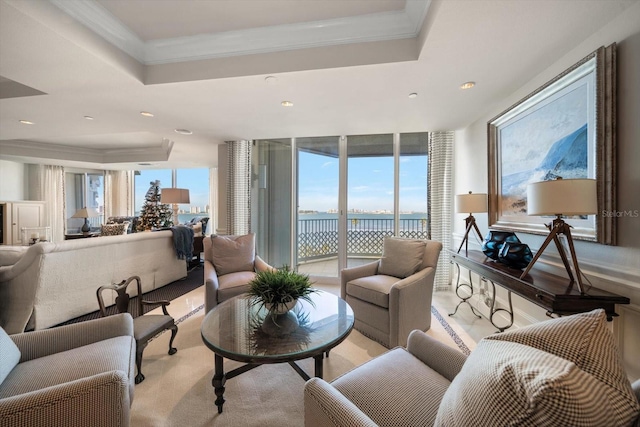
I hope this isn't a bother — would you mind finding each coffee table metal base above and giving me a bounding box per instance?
[212,352,327,413]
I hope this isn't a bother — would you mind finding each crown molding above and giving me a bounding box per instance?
[0,139,173,164]
[48,0,431,65]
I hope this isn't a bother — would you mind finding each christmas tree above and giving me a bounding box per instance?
[137,180,173,231]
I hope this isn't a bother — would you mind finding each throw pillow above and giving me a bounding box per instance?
[377,237,426,279]
[434,339,634,427]
[210,234,256,276]
[485,308,639,420]
[0,327,20,385]
[101,223,126,236]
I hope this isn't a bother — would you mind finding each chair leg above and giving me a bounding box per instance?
[135,341,147,384]
[168,324,178,355]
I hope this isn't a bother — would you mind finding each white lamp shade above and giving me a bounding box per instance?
[71,207,98,218]
[456,192,488,214]
[527,178,597,216]
[161,188,190,204]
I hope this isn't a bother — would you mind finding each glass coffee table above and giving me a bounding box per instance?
[201,290,354,413]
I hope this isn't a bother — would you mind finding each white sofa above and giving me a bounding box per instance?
[0,230,187,334]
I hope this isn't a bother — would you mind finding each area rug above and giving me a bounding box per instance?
[130,302,475,426]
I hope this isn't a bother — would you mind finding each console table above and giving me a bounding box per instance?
[449,249,630,331]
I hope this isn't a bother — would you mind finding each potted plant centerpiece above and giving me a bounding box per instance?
[248,266,317,316]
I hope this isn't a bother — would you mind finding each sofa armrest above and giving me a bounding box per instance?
[339,261,380,299]
[204,259,220,313]
[406,329,467,382]
[304,378,378,427]
[255,255,275,273]
[11,313,134,363]
[0,370,131,426]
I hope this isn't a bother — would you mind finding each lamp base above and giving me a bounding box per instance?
[81,219,90,235]
[172,204,179,225]
[456,214,484,256]
[520,216,587,294]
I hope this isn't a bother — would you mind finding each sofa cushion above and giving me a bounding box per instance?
[346,275,399,308]
[0,327,20,385]
[210,234,256,276]
[218,271,257,302]
[0,335,134,398]
[332,347,450,426]
[378,237,426,279]
[435,339,635,427]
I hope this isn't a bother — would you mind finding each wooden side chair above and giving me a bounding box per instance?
[96,275,178,384]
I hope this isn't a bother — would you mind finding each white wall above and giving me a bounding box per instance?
[0,160,27,200]
[453,2,640,380]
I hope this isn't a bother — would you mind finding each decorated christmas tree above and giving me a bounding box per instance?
[137,180,173,231]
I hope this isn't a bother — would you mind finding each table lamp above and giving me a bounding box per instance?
[520,177,597,294]
[72,207,98,235]
[455,191,488,255]
[161,188,190,225]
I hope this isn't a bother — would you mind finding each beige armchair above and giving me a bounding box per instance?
[341,237,442,348]
[305,310,640,427]
[203,233,274,313]
[0,313,136,427]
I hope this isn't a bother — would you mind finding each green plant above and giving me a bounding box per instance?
[248,266,316,313]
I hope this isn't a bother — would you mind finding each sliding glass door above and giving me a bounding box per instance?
[253,132,429,279]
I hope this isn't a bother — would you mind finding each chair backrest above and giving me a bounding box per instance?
[421,239,443,270]
[96,275,144,317]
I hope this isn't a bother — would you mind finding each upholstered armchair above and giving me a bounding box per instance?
[340,237,442,348]
[305,310,640,427]
[0,313,136,427]
[203,233,275,313]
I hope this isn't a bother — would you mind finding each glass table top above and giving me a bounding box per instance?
[201,290,354,363]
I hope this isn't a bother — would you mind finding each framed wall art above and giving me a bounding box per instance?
[487,43,616,245]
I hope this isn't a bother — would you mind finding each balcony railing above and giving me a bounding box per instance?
[298,217,429,262]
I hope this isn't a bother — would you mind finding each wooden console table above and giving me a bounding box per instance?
[449,249,630,331]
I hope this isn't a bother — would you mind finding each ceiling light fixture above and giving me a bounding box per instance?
[174,129,193,135]
[84,116,94,120]
[140,111,154,117]
[408,93,418,98]
[265,76,278,85]
[19,120,34,125]
[281,101,293,107]
[460,81,476,90]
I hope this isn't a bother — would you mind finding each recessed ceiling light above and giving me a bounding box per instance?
[281,101,293,107]
[408,93,418,98]
[19,120,34,125]
[174,129,193,135]
[265,76,278,85]
[140,111,154,117]
[138,163,153,166]
[84,116,94,120]
[460,81,476,90]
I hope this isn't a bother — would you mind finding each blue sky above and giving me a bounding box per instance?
[299,152,428,213]
[135,154,427,215]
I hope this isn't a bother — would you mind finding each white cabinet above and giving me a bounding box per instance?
[0,201,47,245]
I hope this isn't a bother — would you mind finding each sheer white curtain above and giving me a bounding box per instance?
[428,131,454,291]
[226,140,252,235]
[105,170,133,218]
[31,165,66,243]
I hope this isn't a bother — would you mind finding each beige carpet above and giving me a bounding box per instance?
[131,300,475,426]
